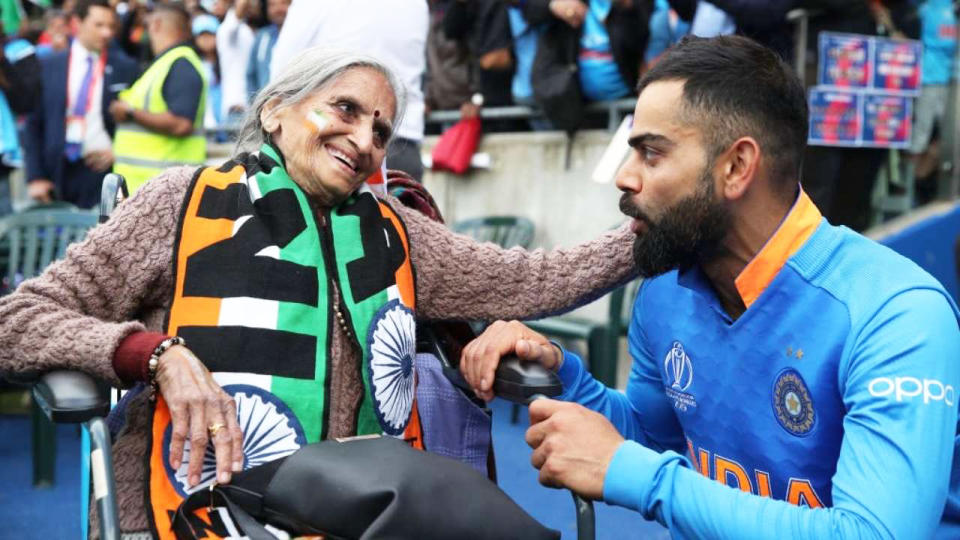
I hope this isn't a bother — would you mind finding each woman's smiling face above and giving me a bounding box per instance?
[262,67,397,206]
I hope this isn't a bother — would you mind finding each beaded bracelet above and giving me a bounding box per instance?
[148,336,185,401]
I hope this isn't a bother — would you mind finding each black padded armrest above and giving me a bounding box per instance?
[32,370,110,423]
[416,321,563,403]
[493,357,563,404]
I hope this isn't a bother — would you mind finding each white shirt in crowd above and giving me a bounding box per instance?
[270,0,428,143]
[67,39,112,155]
[216,7,255,119]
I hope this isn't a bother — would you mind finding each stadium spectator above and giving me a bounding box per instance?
[461,35,960,539]
[794,0,918,229]
[192,13,224,140]
[271,0,428,181]
[117,0,150,65]
[424,0,474,120]
[183,0,204,17]
[910,0,955,199]
[516,0,650,131]
[667,0,793,58]
[521,0,652,104]
[36,9,70,58]
[0,29,41,215]
[23,0,137,209]
[215,0,254,126]
[109,2,206,192]
[201,0,230,20]
[869,0,922,39]
[798,0,888,231]
[442,0,515,111]
[245,0,288,97]
[505,2,542,106]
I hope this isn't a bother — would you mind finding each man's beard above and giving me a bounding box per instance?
[620,169,731,278]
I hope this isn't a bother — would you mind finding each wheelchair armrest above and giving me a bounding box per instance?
[417,320,563,403]
[493,356,563,404]
[32,370,110,423]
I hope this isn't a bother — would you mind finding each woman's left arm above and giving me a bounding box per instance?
[391,199,637,321]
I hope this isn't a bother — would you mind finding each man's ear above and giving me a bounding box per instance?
[259,97,283,134]
[718,137,760,201]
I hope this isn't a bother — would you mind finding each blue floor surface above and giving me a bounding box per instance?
[0,400,668,539]
[488,398,669,539]
[0,415,83,538]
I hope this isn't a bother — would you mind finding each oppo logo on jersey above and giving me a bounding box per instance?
[687,440,825,508]
[867,377,955,406]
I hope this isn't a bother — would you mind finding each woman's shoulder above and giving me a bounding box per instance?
[109,166,200,228]
[133,166,200,204]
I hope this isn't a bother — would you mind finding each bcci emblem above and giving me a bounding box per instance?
[772,368,815,436]
[663,341,696,411]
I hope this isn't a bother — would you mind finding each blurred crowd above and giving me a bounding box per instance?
[0,0,955,231]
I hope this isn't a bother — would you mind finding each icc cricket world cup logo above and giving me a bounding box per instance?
[665,341,693,392]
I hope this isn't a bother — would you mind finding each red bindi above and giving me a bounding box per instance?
[374,110,381,118]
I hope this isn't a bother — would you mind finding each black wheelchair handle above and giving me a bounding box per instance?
[521,390,595,540]
[418,323,563,400]
[492,356,563,405]
[99,173,128,223]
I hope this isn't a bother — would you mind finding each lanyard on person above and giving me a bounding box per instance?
[65,46,108,115]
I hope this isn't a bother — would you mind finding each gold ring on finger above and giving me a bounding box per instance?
[208,422,225,437]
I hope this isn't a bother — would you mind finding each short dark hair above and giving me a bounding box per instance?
[73,0,112,20]
[638,35,808,195]
[153,2,192,30]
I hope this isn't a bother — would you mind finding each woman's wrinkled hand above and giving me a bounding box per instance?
[460,320,563,402]
[156,345,244,487]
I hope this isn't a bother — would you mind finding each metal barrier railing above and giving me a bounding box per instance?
[424,98,637,133]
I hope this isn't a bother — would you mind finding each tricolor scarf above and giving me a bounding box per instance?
[147,144,421,539]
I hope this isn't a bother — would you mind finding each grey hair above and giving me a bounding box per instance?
[235,47,407,153]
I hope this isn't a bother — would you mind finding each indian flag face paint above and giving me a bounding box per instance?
[306,108,328,133]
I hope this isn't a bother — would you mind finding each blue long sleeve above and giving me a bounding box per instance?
[557,320,685,454]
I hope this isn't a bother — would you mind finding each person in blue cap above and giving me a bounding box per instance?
[192,12,223,140]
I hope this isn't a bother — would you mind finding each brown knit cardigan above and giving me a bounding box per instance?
[0,165,636,534]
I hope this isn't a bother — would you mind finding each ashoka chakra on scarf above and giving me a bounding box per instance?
[366,299,417,436]
[162,384,307,496]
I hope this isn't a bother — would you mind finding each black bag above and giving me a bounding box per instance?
[531,20,584,132]
[172,436,559,540]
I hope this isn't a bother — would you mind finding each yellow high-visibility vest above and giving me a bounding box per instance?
[112,45,207,192]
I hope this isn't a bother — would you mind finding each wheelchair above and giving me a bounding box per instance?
[30,174,595,540]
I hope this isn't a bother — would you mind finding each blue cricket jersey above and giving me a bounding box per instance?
[556,191,960,538]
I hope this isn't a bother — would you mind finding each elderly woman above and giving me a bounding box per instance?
[0,48,634,537]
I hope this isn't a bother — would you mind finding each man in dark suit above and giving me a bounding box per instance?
[23,0,138,209]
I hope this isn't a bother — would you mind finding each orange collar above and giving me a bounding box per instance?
[734,189,822,308]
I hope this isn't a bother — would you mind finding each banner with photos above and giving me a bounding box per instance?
[809,32,921,149]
